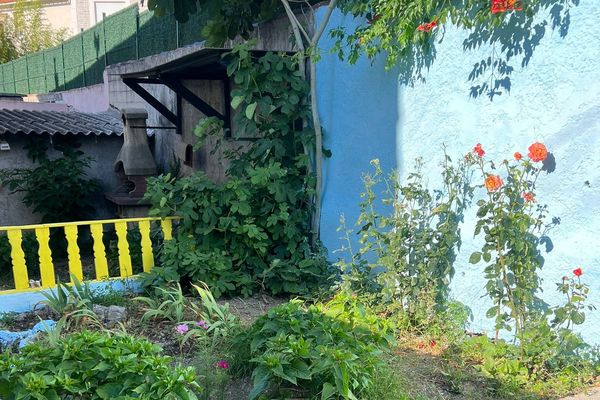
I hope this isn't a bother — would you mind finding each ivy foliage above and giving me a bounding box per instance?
[332,0,579,98]
[144,46,329,297]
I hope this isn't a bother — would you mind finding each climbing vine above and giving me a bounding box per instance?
[144,46,329,297]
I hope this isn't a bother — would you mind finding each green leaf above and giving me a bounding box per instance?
[249,370,270,400]
[469,252,482,264]
[321,382,337,400]
[245,102,258,120]
[231,95,245,109]
[96,383,123,399]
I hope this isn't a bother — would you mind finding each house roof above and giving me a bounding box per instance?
[0,109,124,136]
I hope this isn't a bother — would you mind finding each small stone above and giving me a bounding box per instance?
[106,306,127,324]
[93,305,127,326]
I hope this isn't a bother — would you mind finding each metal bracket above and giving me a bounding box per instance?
[122,78,178,128]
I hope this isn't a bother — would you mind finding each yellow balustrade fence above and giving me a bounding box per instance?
[0,217,179,293]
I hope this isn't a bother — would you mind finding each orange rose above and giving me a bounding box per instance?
[485,175,503,192]
[527,142,548,162]
[514,152,522,161]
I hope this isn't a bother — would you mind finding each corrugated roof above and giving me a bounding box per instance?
[0,109,124,136]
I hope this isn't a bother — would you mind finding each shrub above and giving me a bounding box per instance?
[0,139,100,223]
[235,292,394,399]
[0,331,200,399]
[144,47,330,297]
[336,155,473,325]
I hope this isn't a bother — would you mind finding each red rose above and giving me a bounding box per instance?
[485,175,503,192]
[514,152,522,161]
[473,143,485,158]
[573,268,583,277]
[522,192,535,203]
[527,142,548,162]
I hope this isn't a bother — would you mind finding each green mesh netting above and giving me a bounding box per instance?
[0,4,211,93]
[82,25,106,86]
[104,5,138,65]
[178,11,209,46]
[44,46,65,92]
[138,10,177,59]
[26,52,46,94]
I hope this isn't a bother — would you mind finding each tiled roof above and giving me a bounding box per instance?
[0,109,124,136]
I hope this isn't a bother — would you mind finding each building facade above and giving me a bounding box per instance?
[0,0,144,37]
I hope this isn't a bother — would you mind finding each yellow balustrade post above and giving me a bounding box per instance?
[161,218,173,240]
[114,221,133,277]
[90,223,109,280]
[35,227,55,288]
[64,225,83,282]
[139,220,154,273]
[6,229,29,290]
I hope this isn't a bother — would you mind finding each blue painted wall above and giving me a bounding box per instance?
[317,3,600,342]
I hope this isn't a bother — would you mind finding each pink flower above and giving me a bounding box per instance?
[216,360,229,369]
[175,324,189,334]
[196,320,209,330]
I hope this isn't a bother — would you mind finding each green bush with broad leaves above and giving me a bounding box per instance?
[143,45,329,297]
[234,292,394,400]
[0,331,200,399]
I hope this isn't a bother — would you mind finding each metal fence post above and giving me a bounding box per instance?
[25,54,31,94]
[61,41,67,91]
[103,13,108,66]
[42,50,48,93]
[11,61,16,93]
[135,11,140,59]
[80,28,86,87]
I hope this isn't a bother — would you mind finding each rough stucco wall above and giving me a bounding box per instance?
[317,3,600,343]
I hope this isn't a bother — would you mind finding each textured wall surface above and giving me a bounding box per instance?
[317,3,600,342]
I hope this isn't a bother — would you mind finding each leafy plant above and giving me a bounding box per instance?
[0,330,200,399]
[144,46,330,297]
[235,292,394,399]
[188,283,240,341]
[39,274,94,315]
[336,155,472,325]
[135,283,189,323]
[0,139,100,223]
[467,142,557,340]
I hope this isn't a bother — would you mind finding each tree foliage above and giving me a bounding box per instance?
[0,0,68,62]
[332,0,579,98]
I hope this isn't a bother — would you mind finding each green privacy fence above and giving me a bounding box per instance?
[0,5,208,94]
